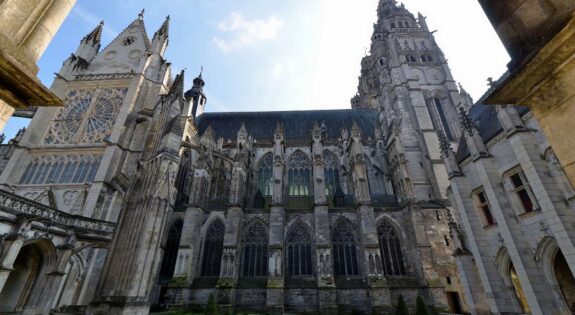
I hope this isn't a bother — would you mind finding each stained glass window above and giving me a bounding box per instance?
[257,154,273,196]
[323,150,340,196]
[242,221,268,277]
[286,221,313,276]
[201,219,225,277]
[377,222,406,276]
[288,151,311,196]
[332,219,359,276]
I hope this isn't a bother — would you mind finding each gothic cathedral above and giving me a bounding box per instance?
[0,1,474,314]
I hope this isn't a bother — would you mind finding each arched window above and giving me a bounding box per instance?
[509,264,531,313]
[159,220,183,281]
[242,221,268,277]
[257,154,273,196]
[201,219,225,277]
[288,151,311,196]
[377,222,406,276]
[323,150,340,196]
[286,221,313,276]
[432,97,453,140]
[332,219,359,276]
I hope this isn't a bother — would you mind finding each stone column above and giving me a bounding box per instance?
[0,218,31,292]
[267,123,285,314]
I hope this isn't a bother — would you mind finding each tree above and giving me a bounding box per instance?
[415,295,430,315]
[395,295,409,315]
[205,294,218,315]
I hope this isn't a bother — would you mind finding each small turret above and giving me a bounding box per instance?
[75,21,103,62]
[152,16,169,56]
[184,69,207,118]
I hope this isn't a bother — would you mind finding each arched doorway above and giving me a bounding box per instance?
[554,250,575,310]
[0,244,43,312]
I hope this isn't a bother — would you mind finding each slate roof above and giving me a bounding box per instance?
[455,104,530,163]
[195,109,379,141]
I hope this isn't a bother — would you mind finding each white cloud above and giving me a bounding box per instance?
[213,12,284,54]
[71,4,118,40]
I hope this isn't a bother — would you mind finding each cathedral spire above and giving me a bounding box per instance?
[73,20,104,63]
[152,15,170,56]
[82,20,104,46]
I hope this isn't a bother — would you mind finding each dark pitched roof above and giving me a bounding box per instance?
[195,109,378,141]
[455,104,529,163]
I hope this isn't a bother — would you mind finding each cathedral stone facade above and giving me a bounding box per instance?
[0,1,486,314]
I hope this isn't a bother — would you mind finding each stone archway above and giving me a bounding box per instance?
[0,243,43,312]
[553,250,575,310]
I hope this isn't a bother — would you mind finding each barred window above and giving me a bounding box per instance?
[323,150,340,196]
[474,189,495,226]
[288,151,311,196]
[377,222,406,276]
[201,219,225,277]
[332,219,359,276]
[286,222,313,276]
[257,154,273,196]
[508,169,537,213]
[242,221,268,277]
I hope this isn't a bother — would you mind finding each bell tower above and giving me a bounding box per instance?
[352,0,472,201]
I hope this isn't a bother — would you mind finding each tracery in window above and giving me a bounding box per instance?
[332,219,359,276]
[242,221,268,277]
[19,155,102,185]
[288,151,311,196]
[201,219,225,277]
[257,154,273,196]
[323,150,341,196]
[286,221,313,276]
[377,222,406,276]
[45,88,127,144]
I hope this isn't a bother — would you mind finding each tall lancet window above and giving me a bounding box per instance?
[377,222,406,276]
[431,97,453,141]
[201,219,225,277]
[286,221,313,276]
[159,220,183,281]
[323,150,341,196]
[257,154,273,196]
[242,221,268,277]
[288,151,312,196]
[332,219,359,276]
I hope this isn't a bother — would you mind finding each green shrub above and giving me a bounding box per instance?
[204,294,218,315]
[395,295,409,315]
[415,295,430,315]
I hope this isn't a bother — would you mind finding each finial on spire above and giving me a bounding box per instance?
[82,20,104,45]
[139,9,145,20]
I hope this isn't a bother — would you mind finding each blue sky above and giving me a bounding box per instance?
[4,0,510,141]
